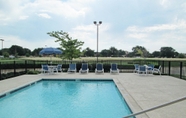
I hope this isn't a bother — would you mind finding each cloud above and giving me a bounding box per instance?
[126,20,186,33]
[1,0,186,54]
[70,23,111,51]
[124,20,186,52]
[0,0,93,24]
[37,13,51,19]
[0,35,59,51]
[19,15,29,20]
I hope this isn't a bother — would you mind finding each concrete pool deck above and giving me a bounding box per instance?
[0,73,186,118]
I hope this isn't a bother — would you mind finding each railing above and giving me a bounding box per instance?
[123,96,186,118]
[0,60,186,80]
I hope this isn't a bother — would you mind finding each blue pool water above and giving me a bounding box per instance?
[0,80,132,118]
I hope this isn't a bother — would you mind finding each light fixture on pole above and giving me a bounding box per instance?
[0,39,4,50]
[93,21,102,63]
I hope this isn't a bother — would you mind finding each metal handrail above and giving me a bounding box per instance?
[123,96,186,118]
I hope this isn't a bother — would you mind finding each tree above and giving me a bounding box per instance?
[47,30,84,60]
[160,47,176,58]
[100,49,111,57]
[118,49,126,57]
[23,48,31,56]
[177,53,185,58]
[82,47,94,57]
[152,51,160,57]
[32,48,43,56]
[109,47,118,57]
[132,45,149,57]
[3,51,9,58]
[9,45,24,56]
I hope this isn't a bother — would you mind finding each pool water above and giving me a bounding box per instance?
[0,80,132,118]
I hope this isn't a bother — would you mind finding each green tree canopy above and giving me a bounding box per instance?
[32,48,43,56]
[100,49,111,57]
[47,30,84,60]
[109,47,118,57]
[152,51,160,57]
[82,47,94,57]
[118,49,126,57]
[132,45,149,57]
[9,45,25,56]
[160,47,176,58]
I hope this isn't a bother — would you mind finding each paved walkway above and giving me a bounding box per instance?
[0,73,186,118]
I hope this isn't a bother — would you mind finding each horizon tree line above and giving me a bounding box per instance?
[0,30,185,59]
[0,44,185,58]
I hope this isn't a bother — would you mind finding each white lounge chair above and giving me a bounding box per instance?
[153,65,161,75]
[41,64,49,74]
[54,64,62,73]
[138,65,147,75]
[95,63,104,73]
[110,63,119,74]
[147,64,154,74]
[133,64,139,73]
[68,63,76,73]
[79,63,89,73]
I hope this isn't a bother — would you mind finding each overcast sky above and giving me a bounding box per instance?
[0,0,186,53]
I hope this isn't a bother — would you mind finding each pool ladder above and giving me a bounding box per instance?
[123,96,186,118]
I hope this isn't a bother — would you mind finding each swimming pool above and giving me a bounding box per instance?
[0,79,132,118]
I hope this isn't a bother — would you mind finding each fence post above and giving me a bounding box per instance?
[168,61,171,76]
[14,61,16,76]
[34,60,35,71]
[162,61,164,74]
[0,62,1,80]
[25,60,27,73]
[180,62,183,79]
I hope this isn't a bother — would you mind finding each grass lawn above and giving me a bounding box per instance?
[21,57,186,61]
[1,56,186,62]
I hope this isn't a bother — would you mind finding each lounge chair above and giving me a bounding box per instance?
[54,64,62,73]
[41,64,49,74]
[79,63,89,73]
[110,63,119,74]
[138,65,147,75]
[68,63,76,73]
[133,64,139,73]
[95,63,104,73]
[153,65,161,75]
[147,64,154,74]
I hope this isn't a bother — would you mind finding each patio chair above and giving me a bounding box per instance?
[110,63,119,74]
[41,64,49,74]
[138,65,147,75]
[68,63,76,73]
[95,63,104,73]
[54,64,62,73]
[79,63,89,73]
[147,64,154,74]
[153,65,161,75]
[133,64,139,73]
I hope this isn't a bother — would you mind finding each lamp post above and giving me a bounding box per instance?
[0,39,4,55]
[93,21,102,63]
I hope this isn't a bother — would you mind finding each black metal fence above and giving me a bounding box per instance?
[0,60,186,80]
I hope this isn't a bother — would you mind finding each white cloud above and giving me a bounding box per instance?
[127,33,148,39]
[1,0,186,53]
[126,20,186,33]
[37,13,51,19]
[70,23,111,51]
[19,15,29,20]
[0,35,59,51]
[0,0,93,24]
[124,20,186,53]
